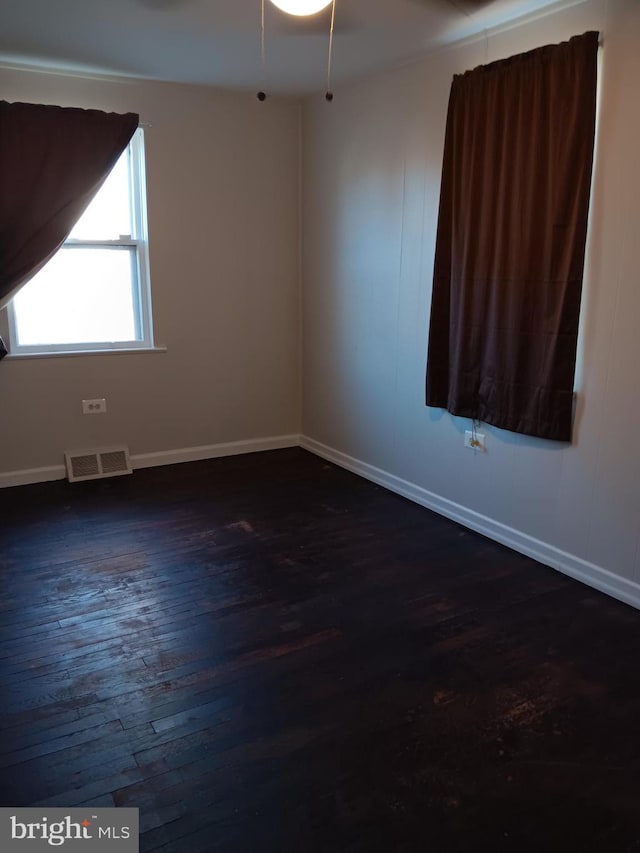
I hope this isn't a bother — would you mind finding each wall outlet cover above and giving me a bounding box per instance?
[464,430,486,451]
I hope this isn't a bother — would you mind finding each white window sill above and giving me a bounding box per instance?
[2,346,167,360]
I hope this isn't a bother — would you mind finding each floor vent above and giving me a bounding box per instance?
[65,446,132,483]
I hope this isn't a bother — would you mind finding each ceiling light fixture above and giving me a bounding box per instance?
[268,0,332,15]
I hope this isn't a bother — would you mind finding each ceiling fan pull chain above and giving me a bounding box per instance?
[325,0,336,101]
[257,0,267,100]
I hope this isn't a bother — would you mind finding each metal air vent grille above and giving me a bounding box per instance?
[65,446,132,482]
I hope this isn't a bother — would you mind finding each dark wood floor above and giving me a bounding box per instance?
[1,448,639,852]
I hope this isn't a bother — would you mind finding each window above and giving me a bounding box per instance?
[6,128,153,354]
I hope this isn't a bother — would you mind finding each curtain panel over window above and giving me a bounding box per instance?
[425,31,599,441]
[0,101,138,359]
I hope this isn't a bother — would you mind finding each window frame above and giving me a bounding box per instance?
[5,128,154,356]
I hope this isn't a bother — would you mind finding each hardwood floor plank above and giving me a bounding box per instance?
[2,448,640,851]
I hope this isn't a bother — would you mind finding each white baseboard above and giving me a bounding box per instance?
[0,434,300,489]
[0,465,67,489]
[131,434,300,470]
[300,434,640,611]
[4,431,638,612]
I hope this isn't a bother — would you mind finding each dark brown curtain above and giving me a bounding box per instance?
[0,101,139,359]
[426,31,599,441]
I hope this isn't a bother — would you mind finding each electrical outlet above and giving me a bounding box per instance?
[82,398,107,415]
[464,430,485,451]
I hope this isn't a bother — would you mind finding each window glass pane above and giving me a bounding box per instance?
[13,247,139,345]
[69,149,132,240]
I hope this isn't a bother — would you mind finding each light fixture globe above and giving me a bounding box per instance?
[268,0,332,16]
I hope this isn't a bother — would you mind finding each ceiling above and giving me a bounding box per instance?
[0,0,565,96]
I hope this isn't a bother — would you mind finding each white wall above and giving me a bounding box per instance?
[0,68,301,481]
[301,0,640,605]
